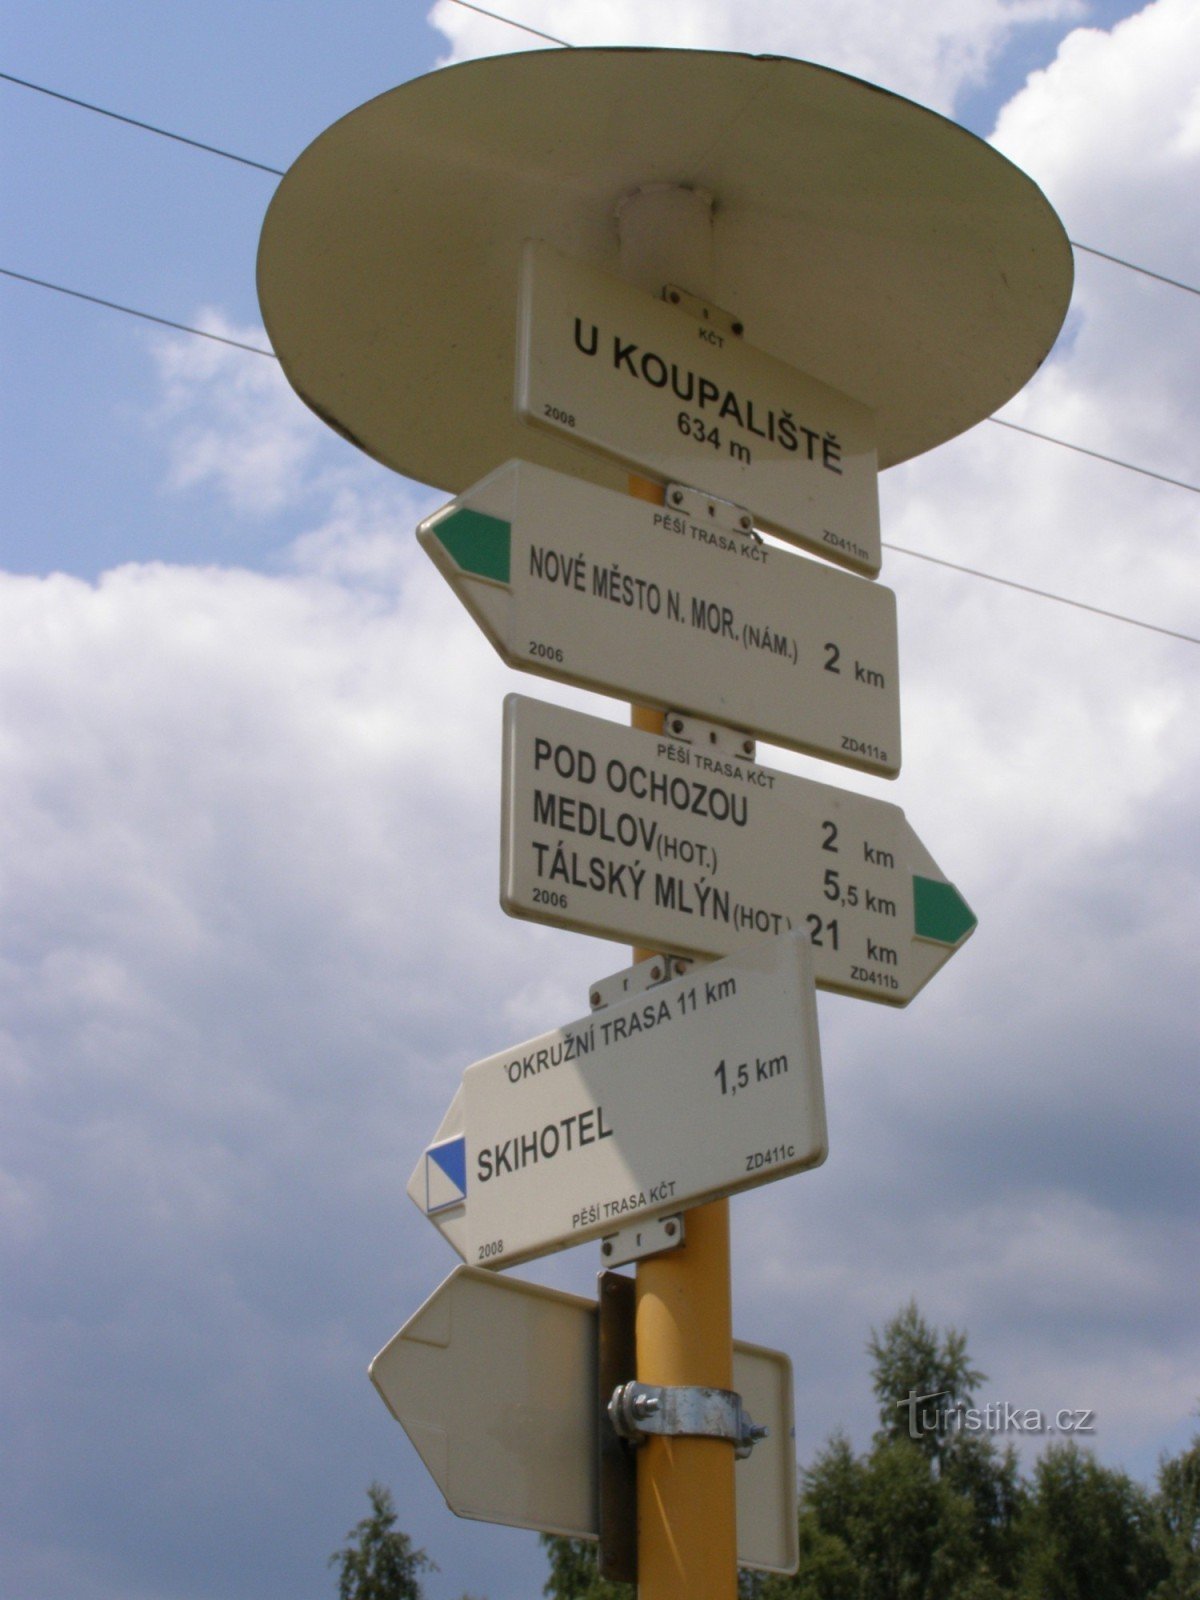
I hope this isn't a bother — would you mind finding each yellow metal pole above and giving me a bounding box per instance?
[627,473,738,1600]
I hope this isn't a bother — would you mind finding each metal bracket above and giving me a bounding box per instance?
[660,710,757,763]
[598,1272,637,1583]
[608,1380,769,1459]
[588,952,692,1012]
[600,1212,685,1267]
[663,481,760,541]
[661,284,744,344]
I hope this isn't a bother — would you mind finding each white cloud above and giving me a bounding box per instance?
[148,313,329,518]
[993,0,1200,244]
[4,6,1200,1597]
[429,0,1083,112]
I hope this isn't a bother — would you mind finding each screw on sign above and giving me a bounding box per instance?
[258,44,1072,1600]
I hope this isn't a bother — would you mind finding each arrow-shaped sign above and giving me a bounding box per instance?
[409,931,825,1271]
[501,694,976,1006]
[369,1265,798,1572]
[419,458,900,775]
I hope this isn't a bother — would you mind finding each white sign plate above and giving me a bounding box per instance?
[502,695,977,1007]
[419,459,900,773]
[409,931,825,1271]
[516,240,881,576]
[370,1265,798,1573]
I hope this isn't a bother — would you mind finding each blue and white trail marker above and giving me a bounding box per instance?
[408,929,826,1271]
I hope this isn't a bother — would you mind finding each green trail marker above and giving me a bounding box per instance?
[420,458,901,775]
[501,694,977,1007]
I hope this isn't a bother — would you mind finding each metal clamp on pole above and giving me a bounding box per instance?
[607,1380,769,1459]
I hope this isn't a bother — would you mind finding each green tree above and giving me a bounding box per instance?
[539,1535,632,1600]
[1153,1430,1200,1597]
[748,1507,858,1600]
[1014,1441,1168,1600]
[870,1299,986,1466]
[546,1306,1188,1600]
[747,1308,1022,1598]
[330,1482,434,1600]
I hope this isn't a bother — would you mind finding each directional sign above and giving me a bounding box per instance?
[409,932,825,1270]
[369,1265,798,1572]
[419,459,900,774]
[516,240,881,576]
[501,695,977,1006]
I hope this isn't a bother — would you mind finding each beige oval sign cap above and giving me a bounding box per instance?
[257,48,1072,494]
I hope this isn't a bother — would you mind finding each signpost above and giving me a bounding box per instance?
[410,931,825,1270]
[369,1265,799,1573]
[502,694,976,1006]
[419,458,900,773]
[517,240,881,575]
[258,42,1072,1600]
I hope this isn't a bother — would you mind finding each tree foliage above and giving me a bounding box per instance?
[538,1535,631,1600]
[870,1299,986,1465]
[540,1308,1197,1600]
[1014,1442,1165,1600]
[1153,1429,1200,1598]
[330,1482,434,1600]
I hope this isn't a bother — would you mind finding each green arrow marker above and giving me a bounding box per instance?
[913,875,977,945]
[431,507,511,584]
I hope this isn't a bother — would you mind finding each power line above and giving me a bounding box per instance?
[440,0,570,46]
[7,263,1196,498]
[0,267,277,356]
[0,70,285,177]
[1070,241,1200,299]
[882,541,1199,645]
[987,417,1199,495]
[5,59,1199,301]
[437,2,1200,301]
[2,265,1194,648]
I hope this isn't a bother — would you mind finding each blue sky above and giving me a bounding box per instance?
[3,4,1198,1599]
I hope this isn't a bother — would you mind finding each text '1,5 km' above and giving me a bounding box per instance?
[410,931,826,1270]
[501,696,976,1007]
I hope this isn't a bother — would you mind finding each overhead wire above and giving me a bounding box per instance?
[3,63,1198,301]
[985,418,1199,495]
[0,71,286,177]
[6,261,1198,501]
[3,265,1195,649]
[882,543,1199,646]
[2,60,1196,648]
[0,266,276,356]
[1068,241,1200,299]
[435,0,1200,300]
[439,0,571,47]
[3,72,1197,495]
